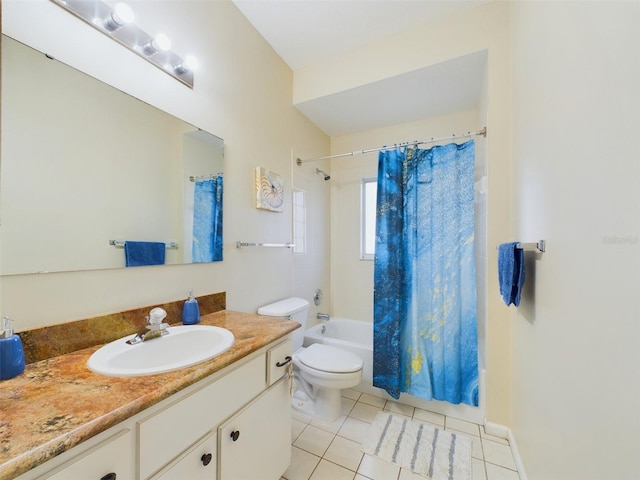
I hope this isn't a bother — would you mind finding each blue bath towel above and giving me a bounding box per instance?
[498,242,526,306]
[124,241,166,267]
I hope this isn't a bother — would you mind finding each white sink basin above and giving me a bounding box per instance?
[87,325,234,377]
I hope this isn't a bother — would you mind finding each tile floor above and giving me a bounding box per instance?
[281,389,521,480]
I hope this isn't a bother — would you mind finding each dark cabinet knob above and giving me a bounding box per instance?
[100,474,117,480]
[275,356,292,367]
[230,430,240,442]
[201,453,213,466]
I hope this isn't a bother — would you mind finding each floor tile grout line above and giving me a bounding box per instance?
[306,455,321,480]
[484,459,520,472]
[290,395,522,480]
[319,454,361,474]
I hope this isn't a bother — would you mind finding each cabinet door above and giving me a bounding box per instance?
[152,431,217,480]
[39,429,134,480]
[218,376,291,480]
[138,355,265,478]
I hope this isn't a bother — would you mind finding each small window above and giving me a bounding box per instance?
[292,188,306,254]
[361,178,377,260]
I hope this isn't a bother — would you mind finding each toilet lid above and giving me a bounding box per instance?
[298,344,363,373]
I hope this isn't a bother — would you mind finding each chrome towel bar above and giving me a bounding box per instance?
[236,241,295,249]
[517,240,545,253]
[496,240,545,253]
[109,240,178,248]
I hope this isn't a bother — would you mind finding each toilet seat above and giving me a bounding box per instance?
[297,343,363,373]
[290,343,363,422]
[257,297,361,423]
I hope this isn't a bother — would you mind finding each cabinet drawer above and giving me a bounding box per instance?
[38,429,134,480]
[151,431,217,480]
[267,338,293,386]
[139,355,265,479]
[218,376,291,480]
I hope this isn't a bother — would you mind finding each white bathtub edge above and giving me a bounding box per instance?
[304,320,487,426]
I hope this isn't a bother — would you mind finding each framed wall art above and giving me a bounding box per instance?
[255,166,284,212]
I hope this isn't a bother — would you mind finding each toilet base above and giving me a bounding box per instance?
[291,380,343,423]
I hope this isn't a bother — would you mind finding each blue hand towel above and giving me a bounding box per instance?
[498,242,526,306]
[124,241,166,267]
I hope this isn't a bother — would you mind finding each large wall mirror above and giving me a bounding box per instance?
[0,35,224,275]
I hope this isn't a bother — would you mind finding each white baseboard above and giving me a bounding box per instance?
[484,421,509,439]
[508,429,527,480]
[484,421,527,480]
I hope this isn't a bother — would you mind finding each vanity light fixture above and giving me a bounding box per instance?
[50,0,197,88]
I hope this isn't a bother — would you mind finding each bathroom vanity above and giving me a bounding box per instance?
[0,310,296,480]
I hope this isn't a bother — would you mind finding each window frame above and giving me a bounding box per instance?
[360,177,377,260]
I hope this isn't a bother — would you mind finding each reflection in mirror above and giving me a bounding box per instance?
[0,35,224,275]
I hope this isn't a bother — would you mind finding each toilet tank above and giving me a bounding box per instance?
[257,297,309,350]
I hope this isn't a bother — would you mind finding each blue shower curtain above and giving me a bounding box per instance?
[373,141,478,406]
[192,176,223,262]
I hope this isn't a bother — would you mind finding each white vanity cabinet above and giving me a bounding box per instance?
[16,336,293,480]
[35,429,134,480]
[138,355,265,479]
[151,431,217,480]
[218,376,291,480]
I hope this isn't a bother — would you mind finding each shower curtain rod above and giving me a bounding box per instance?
[189,172,222,182]
[296,127,486,165]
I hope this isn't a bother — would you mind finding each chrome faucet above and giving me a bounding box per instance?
[317,312,330,321]
[127,307,170,345]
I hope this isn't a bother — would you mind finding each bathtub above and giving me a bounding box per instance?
[303,317,486,424]
[303,318,374,386]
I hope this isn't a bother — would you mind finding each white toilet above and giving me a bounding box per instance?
[258,297,363,422]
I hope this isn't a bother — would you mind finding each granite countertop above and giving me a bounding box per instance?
[0,310,298,480]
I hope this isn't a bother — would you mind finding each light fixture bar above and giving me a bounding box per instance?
[50,0,196,88]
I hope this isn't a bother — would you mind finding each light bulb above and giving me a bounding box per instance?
[153,34,172,51]
[104,2,134,31]
[142,34,172,56]
[175,54,199,74]
[113,3,134,24]
[184,55,199,71]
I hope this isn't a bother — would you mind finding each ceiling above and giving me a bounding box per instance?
[232,0,488,137]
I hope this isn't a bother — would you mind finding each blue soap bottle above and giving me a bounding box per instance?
[182,290,200,325]
[0,316,26,381]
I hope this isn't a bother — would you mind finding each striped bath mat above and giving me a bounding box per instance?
[361,412,472,480]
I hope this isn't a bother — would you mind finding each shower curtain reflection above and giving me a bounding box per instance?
[192,176,223,262]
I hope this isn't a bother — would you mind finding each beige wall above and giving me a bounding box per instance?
[0,0,329,328]
[510,1,640,478]
[297,1,512,426]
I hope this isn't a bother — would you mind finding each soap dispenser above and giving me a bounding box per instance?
[182,290,200,325]
[0,316,26,381]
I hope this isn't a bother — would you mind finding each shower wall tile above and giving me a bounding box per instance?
[292,161,331,325]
